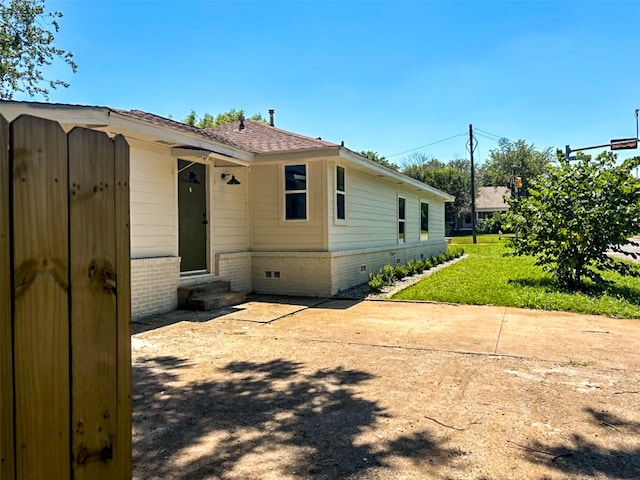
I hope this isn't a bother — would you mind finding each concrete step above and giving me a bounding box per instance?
[178,280,232,306]
[185,291,246,311]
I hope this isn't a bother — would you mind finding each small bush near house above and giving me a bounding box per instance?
[394,265,409,280]
[367,248,465,293]
[406,259,423,275]
[379,264,396,285]
[367,273,385,293]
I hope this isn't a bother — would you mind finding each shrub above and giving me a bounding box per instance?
[406,259,422,275]
[379,264,396,285]
[367,273,384,292]
[477,212,510,234]
[507,151,640,289]
[394,265,408,280]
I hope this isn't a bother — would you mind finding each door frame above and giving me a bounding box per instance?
[177,159,209,274]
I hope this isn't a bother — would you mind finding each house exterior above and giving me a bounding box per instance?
[0,101,454,318]
[476,186,510,220]
[458,186,510,232]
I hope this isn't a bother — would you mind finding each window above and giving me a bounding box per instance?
[285,164,307,220]
[420,201,429,240]
[336,165,345,220]
[398,196,406,242]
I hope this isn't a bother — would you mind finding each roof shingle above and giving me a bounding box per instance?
[114,109,234,144]
[207,119,337,153]
[477,186,510,210]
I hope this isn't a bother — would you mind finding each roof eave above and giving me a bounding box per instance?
[107,111,253,162]
[0,100,253,163]
[339,148,455,202]
[253,146,340,161]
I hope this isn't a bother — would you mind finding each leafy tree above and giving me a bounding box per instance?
[402,152,477,233]
[183,108,267,128]
[0,0,77,99]
[479,138,553,195]
[359,150,399,171]
[506,150,640,290]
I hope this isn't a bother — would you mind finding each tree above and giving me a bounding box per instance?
[359,150,399,171]
[0,0,77,99]
[506,150,640,290]
[183,108,267,128]
[479,138,553,195]
[402,152,477,233]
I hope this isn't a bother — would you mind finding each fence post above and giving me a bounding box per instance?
[114,134,132,478]
[0,114,15,480]
[11,115,71,479]
[68,127,131,479]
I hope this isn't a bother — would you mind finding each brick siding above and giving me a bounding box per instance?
[131,257,180,319]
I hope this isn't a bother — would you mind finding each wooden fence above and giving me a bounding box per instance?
[0,114,131,479]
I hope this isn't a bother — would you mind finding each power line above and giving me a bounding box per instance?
[385,127,516,161]
[387,132,467,159]
[474,131,502,142]
[474,127,503,140]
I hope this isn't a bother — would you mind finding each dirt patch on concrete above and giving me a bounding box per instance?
[132,300,640,479]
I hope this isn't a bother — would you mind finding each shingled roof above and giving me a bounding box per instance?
[476,186,510,210]
[114,109,234,145]
[207,119,337,154]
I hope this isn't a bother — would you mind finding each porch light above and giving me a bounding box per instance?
[221,173,241,185]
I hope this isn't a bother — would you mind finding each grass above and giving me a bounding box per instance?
[448,233,505,244]
[393,240,640,319]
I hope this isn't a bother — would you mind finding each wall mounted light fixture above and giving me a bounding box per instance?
[221,173,241,185]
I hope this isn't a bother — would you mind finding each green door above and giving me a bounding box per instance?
[178,160,207,272]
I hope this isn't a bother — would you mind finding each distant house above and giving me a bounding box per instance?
[458,186,510,232]
[477,186,510,220]
[1,101,454,318]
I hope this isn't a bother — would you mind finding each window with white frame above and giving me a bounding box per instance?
[398,196,406,242]
[420,201,429,240]
[284,164,307,220]
[336,165,346,220]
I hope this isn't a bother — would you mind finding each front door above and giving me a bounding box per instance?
[178,160,207,272]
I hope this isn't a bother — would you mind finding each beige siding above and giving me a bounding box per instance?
[328,164,448,251]
[211,167,249,252]
[249,161,327,251]
[129,141,176,258]
[426,199,446,239]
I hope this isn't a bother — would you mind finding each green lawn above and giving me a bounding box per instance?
[448,233,505,244]
[393,241,640,319]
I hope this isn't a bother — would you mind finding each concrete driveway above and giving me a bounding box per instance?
[132,298,640,479]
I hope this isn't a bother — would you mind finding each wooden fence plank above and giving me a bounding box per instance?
[11,115,71,479]
[68,128,118,479]
[0,114,15,480]
[113,134,132,478]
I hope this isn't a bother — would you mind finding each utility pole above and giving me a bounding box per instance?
[469,124,477,244]
[635,108,638,177]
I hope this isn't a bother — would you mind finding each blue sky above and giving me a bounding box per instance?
[25,0,640,165]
